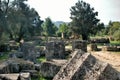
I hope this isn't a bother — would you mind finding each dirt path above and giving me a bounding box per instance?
[90,51,120,72]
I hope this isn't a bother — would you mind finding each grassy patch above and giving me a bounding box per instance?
[0,52,9,61]
[111,51,120,54]
[110,41,120,45]
[37,56,46,62]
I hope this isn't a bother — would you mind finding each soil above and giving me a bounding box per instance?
[90,51,120,72]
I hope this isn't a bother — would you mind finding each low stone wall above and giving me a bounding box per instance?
[72,40,87,52]
[102,46,120,51]
[90,38,110,43]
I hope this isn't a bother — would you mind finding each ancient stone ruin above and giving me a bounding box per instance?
[72,40,87,52]
[0,58,35,74]
[45,41,65,60]
[0,73,30,80]
[89,43,98,51]
[102,45,120,51]
[53,49,120,80]
[40,59,67,78]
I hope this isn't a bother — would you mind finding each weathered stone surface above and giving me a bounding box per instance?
[45,41,65,60]
[72,40,87,52]
[9,52,24,58]
[102,46,120,51]
[90,38,110,43]
[0,73,19,80]
[0,63,10,74]
[20,42,37,62]
[21,70,38,78]
[19,73,31,80]
[0,58,35,73]
[53,49,120,80]
[89,43,98,51]
[40,59,67,78]
[0,73,31,80]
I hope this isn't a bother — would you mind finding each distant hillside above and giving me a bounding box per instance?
[54,21,69,27]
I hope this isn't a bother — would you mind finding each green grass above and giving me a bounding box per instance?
[110,41,120,45]
[0,52,9,61]
[37,56,46,62]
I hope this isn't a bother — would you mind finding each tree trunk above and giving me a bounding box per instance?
[61,32,64,39]
[82,34,88,40]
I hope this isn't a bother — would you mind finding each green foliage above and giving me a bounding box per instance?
[113,29,120,41]
[0,52,9,61]
[110,40,120,46]
[106,21,120,41]
[42,17,57,36]
[57,23,69,39]
[70,0,100,40]
[59,23,68,33]
[0,33,9,45]
[0,0,43,42]
[37,56,46,62]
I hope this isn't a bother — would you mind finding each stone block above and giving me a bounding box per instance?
[89,43,98,51]
[40,60,67,78]
[0,73,31,80]
[40,61,61,78]
[53,49,120,80]
[72,40,87,52]
[0,63,10,74]
[45,41,65,60]
[0,58,35,74]
[102,46,120,51]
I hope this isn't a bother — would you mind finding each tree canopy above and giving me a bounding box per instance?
[0,0,43,42]
[42,17,58,36]
[70,0,100,40]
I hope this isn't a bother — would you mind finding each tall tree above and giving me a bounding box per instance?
[70,0,99,40]
[42,17,57,36]
[0,0,10,42]
[0,0,43,42]
[108,21,120,41]
[58,23,69,39]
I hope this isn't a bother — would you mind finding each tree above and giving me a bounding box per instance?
[70,0,99,40]
[58,23,69,39]
[0,0,43,42]
[107,21,120,41]
[0,0,10,43]
[42,17,57,36]
[95,23,105,36]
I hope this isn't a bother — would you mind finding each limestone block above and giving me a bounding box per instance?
[72,40,87,52]
[53,49,120,80]
[45,41,65,60]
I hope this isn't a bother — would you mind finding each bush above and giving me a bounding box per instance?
[113,29,120,41]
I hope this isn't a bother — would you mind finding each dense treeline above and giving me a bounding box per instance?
[0,0,43,43]
[0,0,120,45]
